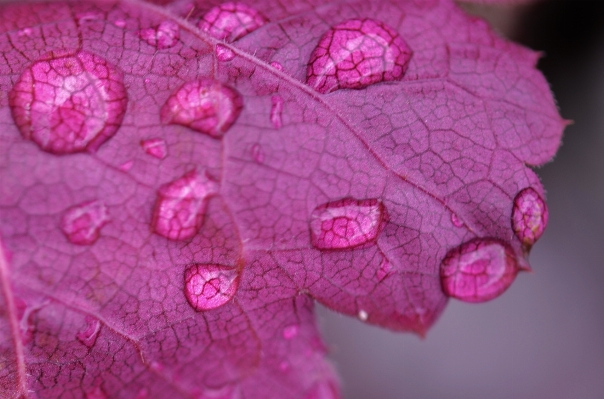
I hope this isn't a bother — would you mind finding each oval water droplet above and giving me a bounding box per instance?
[440,238,520,303]
[451,213,463,227]
[76,316,101,348]
[512,187,548,247]
[270,95,283,129]
[306,19,412,94]
[140,20,180,49]
[161,78,243,138]
[114,20,126,28]
[198,2,268,42]
[282,324,299,340]
[184,264,240,311]
[309,198,384,249]
[9,49,127,154]
[270,61,283,71]
[140,138,168,159]
[251,143,265,164]
[61,200,109,246]
[215,44,235,62]
[151,170,219,241]
[357,309,368,321]
[18,28,32,37]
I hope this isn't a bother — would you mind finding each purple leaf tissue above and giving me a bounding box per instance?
[0,0,564,398]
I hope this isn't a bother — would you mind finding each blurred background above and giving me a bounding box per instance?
[317,1,604,398]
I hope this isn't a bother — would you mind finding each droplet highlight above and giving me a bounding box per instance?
[357,309,368,321]
[270,95,283,128]
[270,61,283,71]
[512,187,548,247]
[215,44,235,62]
[160,78,243,138]
[184,264,239,311]
[76,316,101,348]
[140,138,168,159]
[9,49,127,154]
[139,20,180,49]
[198,2,268,42]
[440,238,520,303]
[309,198,384,249]
[151,170,218,241]
[251,143,265,164]
[61,200,109,245]
[451,213,463,228]
[282,324,299,340]
[306,19,412,94]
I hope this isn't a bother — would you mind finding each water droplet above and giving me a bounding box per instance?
[270,61,283,71]
[140,138,168,159]
[512,187,548,247]
[270,95,283,129]
[18,28,32,37]
[76,316,101,348]
[139,20,180,49]
[150,361,164,372]
[114,20,126,28]
[451,213,463,227]
[85,387,107,399]
[151,170,219,241]
[306,19,412,94]
[160,78,243,138]
[309,198,384,249]
[184,264,240,311]
[198,2,268,42]
[251,143,265,164]
[9,49,127,154]
[215,44,235,62]
[61,200,109,246]
[357,309,368,321]
[440,238,520,303]
[119,160,133,171]
[282,324,299,340]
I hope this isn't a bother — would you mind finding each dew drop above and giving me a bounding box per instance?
[61,200,109,246]
[119,160,133,171]
[306,19,412,94]
[270,61,283,71]
[9,49,127,154]
[160,78,243,138]
[140,138,168,159]
[270,95,283,129]
[184,264,240,311]
[282,324,299,340]
[151,170,219,241]
[139,20,180,49]
[18,28,32,37]
[198,2,268,42]
[440,238,520,303]
[215,44,235,62]
[451,213,463,227]
[114,20,126,28]
[309,198,384,249]
[512,187,548,247]
[357,309,368,321]
[251,143,265,164]
[76,316,101,348]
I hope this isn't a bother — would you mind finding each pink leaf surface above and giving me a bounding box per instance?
[0,0,564,398]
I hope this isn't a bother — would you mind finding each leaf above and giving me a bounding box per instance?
[0,0,564,398]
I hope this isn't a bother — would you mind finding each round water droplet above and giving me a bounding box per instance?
[151,170,219,241]
[140,138,168,159]
[251,143,265,164]
[309,198,385,249]
[357,309,368,321]
[139,20,180,49]
[440,238,520,303]
[160,78,243,138]
[282,324,299,340]
[9,49,127,155]
[512,187,548,247]
[270,61,283,71]
[61,200,109,245]
[114,20,126,28]
[306,19,412,94]
[270,95,283,129]
[184,264,240,311]
[198,2,268,42]
[215,44,235,62]
[76,316,101,348]
[18,28,32,37]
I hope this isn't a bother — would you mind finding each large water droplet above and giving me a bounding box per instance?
[61,200,109,245]
[198,2,268,42]
[9,50,127,155]
[184,264,239,311]
[139,20,180,49]
[270,95,283,129]
[140,138,168,159]
[309,198,384,249]
[282,324,299,340]
[151,170,219,241]
[76,316,101,348]
[440,238,520,303]
[306,19,412,94]
[160,78,243,138]
[512,187,548,247]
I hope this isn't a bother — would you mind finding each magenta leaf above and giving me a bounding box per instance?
[0,0,564,398]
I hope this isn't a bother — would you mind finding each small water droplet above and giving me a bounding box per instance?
[512,187,548,247]
[251,143,265,164]
[270,95,283,129]
[140,138,168,159]
[161,78,243,138]
[184,264,240,311]
[140,20,180,49]
[282,324,299,340]
[306,19,412,94]
[357,309,368,321]
[440,238,520,303]
[9,49,127,154]
[114,19,126,28]
[376,258,392,280]
[151,170,219,241]
[451,213,463,227]
[309,198,384,249]
[270,61,283,71]
[76,316,101,348]
[215,44,235,62]
[18,28,32,37]
[198,2,268,42]
[150,361,164,372]
[61,200,109,245]
[119,160,133,171]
